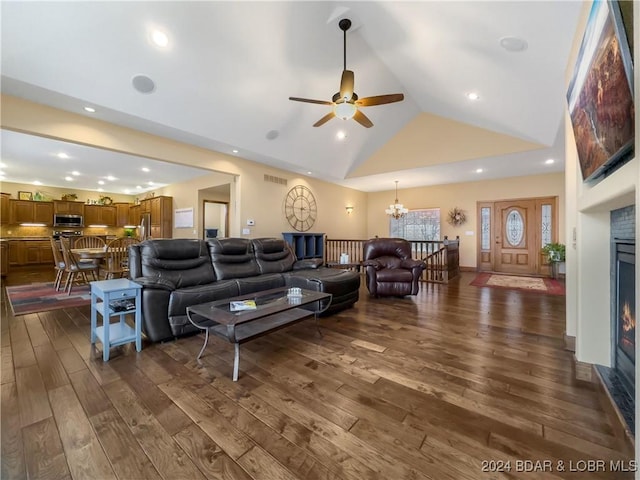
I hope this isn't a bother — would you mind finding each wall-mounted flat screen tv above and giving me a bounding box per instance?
[567,0,634,183]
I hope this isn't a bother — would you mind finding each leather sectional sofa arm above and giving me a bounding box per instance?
[292,258,323,270]
[132,276,176,291]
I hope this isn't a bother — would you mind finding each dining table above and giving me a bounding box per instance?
[71,247,107,260]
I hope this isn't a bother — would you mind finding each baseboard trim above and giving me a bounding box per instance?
[564,334,576,352]
[573,355,594,383]
[460,266,476,272]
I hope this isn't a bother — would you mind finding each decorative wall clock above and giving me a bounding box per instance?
[285,185,317,232]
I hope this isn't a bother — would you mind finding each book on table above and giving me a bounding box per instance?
[230,300,257,311]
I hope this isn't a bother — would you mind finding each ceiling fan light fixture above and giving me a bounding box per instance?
[334,102,357,120]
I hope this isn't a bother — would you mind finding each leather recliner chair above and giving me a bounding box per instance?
[363,238,426,297]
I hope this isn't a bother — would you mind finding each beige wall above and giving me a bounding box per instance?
[367,173,565,268]
[1,95,369,240]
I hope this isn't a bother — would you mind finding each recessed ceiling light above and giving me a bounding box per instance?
[466,92,480,101]
[476,168,483,173]
[336,131,347,140]
[83,106,96,113]
[141,167,150,172]
[147,181,154,185]
[106,175,116,181]
[97,188,104,192]
[151,29,169,48]
[307,171,313,175]
[57,152,69,159]
[124,189,131,194]
[499,36,528,52]
[232,149,239,154]
[64,176,73,181]
[98,180,105,185]
[136,185,142,189]
[0,162,6,168]
[71,171,80,176]
[545,158,555,164]
[33,180,42,185]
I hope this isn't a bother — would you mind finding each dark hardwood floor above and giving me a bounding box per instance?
[1,267,634,479]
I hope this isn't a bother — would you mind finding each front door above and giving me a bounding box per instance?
[477,197,558,275]
[494,200,537,274]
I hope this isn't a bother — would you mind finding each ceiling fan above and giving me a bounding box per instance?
[289,18,404,128]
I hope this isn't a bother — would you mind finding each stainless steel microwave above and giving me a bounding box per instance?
[53,214,84,227]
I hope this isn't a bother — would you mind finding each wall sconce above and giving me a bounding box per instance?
[345,206,354,215]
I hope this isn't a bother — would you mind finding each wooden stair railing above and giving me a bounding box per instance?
[325,236,460,283]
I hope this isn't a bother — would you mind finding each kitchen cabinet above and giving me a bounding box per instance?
[150,196,172,238]
[1,242,8,275]
[129,204,140,227]
[114,202,132,227]
[1,193,10,225]
[8,240,53,266]
[9,200,54,225]
[53,200,85,215]
[84,205,117,226]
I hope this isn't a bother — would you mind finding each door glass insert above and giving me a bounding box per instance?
[541,204,552,247]
[506,209,524,246]
[481,207,491,250]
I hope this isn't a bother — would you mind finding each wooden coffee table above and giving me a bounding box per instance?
[186,287,332,381]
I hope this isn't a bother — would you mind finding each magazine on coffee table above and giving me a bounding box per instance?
[230,300,257,311]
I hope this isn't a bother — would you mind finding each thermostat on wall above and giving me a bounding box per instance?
[247,219,255,226]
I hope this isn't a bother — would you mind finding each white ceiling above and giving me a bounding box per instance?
[0,1,582,193]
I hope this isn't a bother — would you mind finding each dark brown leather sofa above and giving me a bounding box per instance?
[363,237,425,297]
[129,237,360,342]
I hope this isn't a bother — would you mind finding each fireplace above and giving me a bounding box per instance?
[614,240,635,396]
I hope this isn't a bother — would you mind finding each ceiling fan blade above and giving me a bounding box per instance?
[353,109,373,128]
[313,111,335,127]
[339,70,354,101]
[289,97,333,106]
[356,93,404,107]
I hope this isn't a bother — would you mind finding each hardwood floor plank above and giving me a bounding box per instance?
[25,313,52,348]
[15,364,52,427]
[237,446,301,480]
[33,343,70,391]
[48,384,116,480]
[90,407,163,480]
[37,311,73,351]
[173,424,252,480]
[103,379,206,480]
[57,347,87,375]
[68,369,112,417]
[1,382,26,479]
[22,416,70,480]
[158,380,254,461]
[1,341,15,384]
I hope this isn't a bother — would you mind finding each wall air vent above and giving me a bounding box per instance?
[264,174,288,186]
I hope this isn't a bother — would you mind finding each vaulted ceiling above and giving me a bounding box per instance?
[1,1,582,193]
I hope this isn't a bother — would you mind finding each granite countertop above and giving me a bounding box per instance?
[1,237,51,241]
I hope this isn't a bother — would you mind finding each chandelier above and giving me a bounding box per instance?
[385,181,408,219]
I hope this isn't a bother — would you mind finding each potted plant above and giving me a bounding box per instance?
[541,242,566,278]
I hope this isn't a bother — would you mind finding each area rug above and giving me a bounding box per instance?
[5,282,91,316]
[470,273,565,295]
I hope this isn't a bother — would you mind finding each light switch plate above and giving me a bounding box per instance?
[465,231,474,236]
[242,228,250,235]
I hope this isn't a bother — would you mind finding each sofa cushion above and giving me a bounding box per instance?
[375,268,414,282]
[251,238,295,274]
[168,280,239,318]
[207,238,260,279]
[138,239,215,289]
[236,273,285,295]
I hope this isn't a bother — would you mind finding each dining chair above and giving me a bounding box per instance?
[59,237,100,295]
[73,235,107,249]
[49,236,67,291]
[103,237,138,279]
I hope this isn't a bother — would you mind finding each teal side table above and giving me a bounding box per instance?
[90,278,142,361]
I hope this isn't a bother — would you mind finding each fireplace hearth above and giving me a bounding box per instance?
[597,239,636,436]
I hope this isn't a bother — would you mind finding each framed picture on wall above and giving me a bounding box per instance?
[18,191,33,200]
